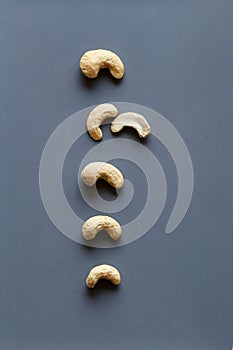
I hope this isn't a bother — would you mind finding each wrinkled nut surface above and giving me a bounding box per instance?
[80,49,124,79]
[111,112,151,138]
[81,162,124,189]
[86,264,121,288]
[86,103,118,141]
[82,215,122,241]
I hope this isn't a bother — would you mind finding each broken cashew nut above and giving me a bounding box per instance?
[86,264,121,288]
[79,49,124,79]
[82,215,122,241]
[86,103,118,141]
[81,162,124,189]
[111,112,151,138]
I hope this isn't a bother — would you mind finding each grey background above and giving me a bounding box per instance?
[0,0,232,349]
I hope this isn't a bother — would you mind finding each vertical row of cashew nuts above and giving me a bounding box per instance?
[79,49,151,288]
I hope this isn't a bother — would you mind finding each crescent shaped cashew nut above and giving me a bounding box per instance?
[86,264,121,288]
[82,215,122,241]
[86,103,118,141]
[80,49,124,79]
[111,112,151,138]
[81,162,124,189]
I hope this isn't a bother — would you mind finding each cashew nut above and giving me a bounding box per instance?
[86,264,121,288]
[81,162,124,189]
[82,215,122,241]
[80,49,124,79]
[111,112,151,138]
[86,103,118,141]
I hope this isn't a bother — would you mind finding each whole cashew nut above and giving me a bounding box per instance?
[81,162,124,189]
[86,264,121,288]
[82,215,122,241]
[86,103,118,141]
[80,49,124,79]
[111,112,151,138]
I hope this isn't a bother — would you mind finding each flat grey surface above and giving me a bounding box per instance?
[0,1,233,349]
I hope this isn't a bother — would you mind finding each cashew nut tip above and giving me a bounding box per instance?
[80,49,124,79]
[82,216,122,241]
[81,162,124,189]
[87,103,118,141]
[86,264,121,288]
[111,112,151,138]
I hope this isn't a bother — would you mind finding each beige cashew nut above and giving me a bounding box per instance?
[81,162,124,189]
[80,49,124,79]
[111,112,151,138]
[82,215,122,241]
[86,264,121,288]
[86,103,118,141]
